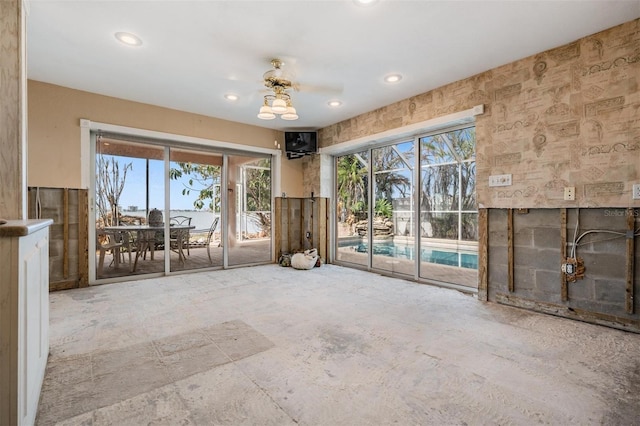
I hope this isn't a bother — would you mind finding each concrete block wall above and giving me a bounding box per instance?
[28,187,84,289]
[488,208,639,331]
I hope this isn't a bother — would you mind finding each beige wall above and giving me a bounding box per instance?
[27,80,305,197]
[319,19,640,209]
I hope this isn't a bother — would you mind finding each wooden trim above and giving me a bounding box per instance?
[560,208,568,301]
[477,208,488,301]
[78,189,89,288]
[63,188,69,279]
[286,199,292,252]
[50,280,80,292]
[319,198,328,262]
[507,208,514,293]
[274,197,282,260]
[495,293,639,333]
[300,198,306,249]
[626,208,635,314]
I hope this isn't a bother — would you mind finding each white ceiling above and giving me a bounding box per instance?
[27,0,640,132]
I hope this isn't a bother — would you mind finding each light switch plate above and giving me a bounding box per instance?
[633,184,640,200]
[488,174,512,187]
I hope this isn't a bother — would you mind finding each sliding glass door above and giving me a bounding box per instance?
[92,133,273,282]
[227,154,272,267]
[334,126,478,288]
[95,136,165,279]
[335,150,369,267]
[169,148,223,272]
[371,141,414,274]
[419,127,477,288]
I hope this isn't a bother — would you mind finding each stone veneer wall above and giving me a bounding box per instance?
[314,19,640,330]
[318,18,640,209]
[302,154,333,199]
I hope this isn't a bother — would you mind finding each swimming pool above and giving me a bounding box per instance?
[340,240,478,270]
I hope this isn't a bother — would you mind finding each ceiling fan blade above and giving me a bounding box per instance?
[294,82,344,95]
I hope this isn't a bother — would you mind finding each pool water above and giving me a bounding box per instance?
[344,241,478,270]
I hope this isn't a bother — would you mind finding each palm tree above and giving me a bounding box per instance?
[420,127,476,239]
[372,145,412,208]
[337,154,368,221]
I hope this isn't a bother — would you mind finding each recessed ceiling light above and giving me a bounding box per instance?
[328,100,342,107]
[384,74,403,83]
[114,32,143,46]
[224,94,239,101]
[354,0,379,6]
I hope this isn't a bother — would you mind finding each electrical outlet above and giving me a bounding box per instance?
[563,257,585,282]
[633,184,640,200]
[489,174,512,187]
[564,186,575,201]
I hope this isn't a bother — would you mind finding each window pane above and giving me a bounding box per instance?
[421,136,455,164]
[461,213,478,241]
[372,141,414,275]
[461,161,477,210]
[420,165,459,211]
[420,212,458,239]
[448,127,476,161]
[169,147,223,271]
[336,152,369,267]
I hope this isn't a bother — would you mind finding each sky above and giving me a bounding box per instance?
[115,157,207,212]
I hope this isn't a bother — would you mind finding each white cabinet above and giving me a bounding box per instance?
[0,219,52,426]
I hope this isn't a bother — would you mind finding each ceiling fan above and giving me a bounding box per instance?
[256,58,343,121]
[257,59,298,121]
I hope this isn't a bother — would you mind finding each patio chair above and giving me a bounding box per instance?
[206,217,220,264]
[96,230,132,277]
[170,215,192,257]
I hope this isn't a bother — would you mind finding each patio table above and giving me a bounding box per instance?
[104,224,195,271]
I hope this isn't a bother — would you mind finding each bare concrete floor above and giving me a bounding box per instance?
[37,265,640,425]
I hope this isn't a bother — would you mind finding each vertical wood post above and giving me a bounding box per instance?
[78,189,89,287]
[319,198,328,262]
[0,0,26,220]
[626,208,635,314]
[508,208,514,293]
[300,198,306,249]
[477,208,488,301]
[63,188,69,279]
[286,198,292,252]
[560,208,568,301]
[274,197,282,260]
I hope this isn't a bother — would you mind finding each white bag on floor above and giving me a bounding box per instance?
[291,249,318,270]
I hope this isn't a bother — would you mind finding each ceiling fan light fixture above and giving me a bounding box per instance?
[257,101,276,120]
[271,98,288,114]
[257,59,301,120]
[281,106,298,120]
